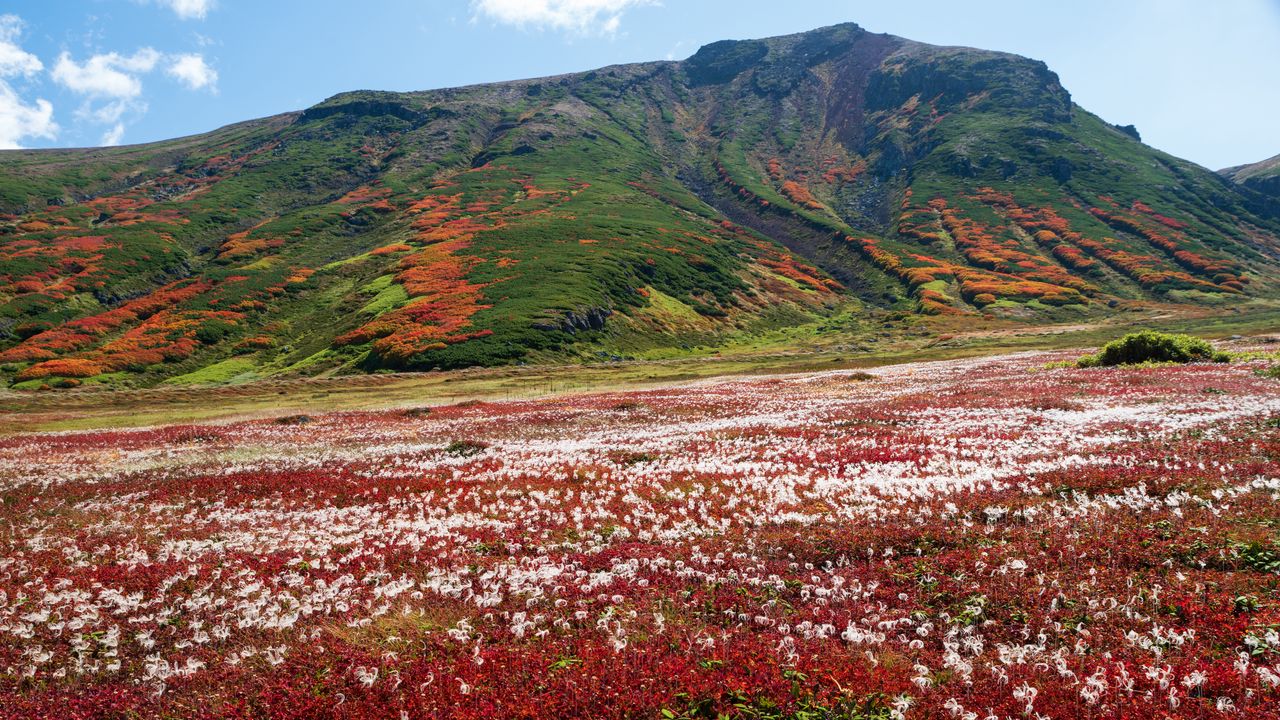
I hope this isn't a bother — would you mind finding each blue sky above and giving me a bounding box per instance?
[0,0,1277,169]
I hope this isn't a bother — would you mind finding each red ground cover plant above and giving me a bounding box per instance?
[821,157,866,185]
[334,186,491,358]
[967,188,1242,294]
[780,181,826,212]
[0,351,1277,718]
[896,197,950,245]
[766,158,785,182]
[336,184,397,215]
[337,169,588,362]
[849,234,1085,313]
[0,229,118,303]
[217,220,286,260]
[1086,199,1245,292]
[14,309,246,379]
[0,280,214,365]
[756,252,841,293]
[0,141,293,355]
[936,198,1092,295]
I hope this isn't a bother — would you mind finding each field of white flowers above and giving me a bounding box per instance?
[1,350,1278,719]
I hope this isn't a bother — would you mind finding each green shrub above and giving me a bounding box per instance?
[444,440,490,457]
[196,319,237,345]
[1077,331,1229,368]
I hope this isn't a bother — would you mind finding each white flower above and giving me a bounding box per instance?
[1013,682,1038,714]
[354,666,378,688]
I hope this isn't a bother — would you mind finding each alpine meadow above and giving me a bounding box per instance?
[1,9,1279,720]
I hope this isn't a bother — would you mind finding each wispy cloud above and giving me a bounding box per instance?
[0,14,57,148]
[471,0,657,35]
[100,122,125,146]
[154,0,216,21]
[82,99,130,124]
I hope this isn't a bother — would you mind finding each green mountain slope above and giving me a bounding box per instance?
[2,23,1278,388]
[1221,153,1280,199]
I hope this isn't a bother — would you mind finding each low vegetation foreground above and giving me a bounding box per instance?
[0,347,1278,718]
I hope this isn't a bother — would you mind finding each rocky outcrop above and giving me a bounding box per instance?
[532,307,614,334]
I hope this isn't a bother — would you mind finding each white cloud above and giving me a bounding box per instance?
[156,0,215,21]
[472,0,657,35]
[0,14,56,148]
[0,82,57,149]
[54,48,216,148]
[100,122,125,146]
[52,48,161,98]
[5,13,216,149]
[0,14,43,78]
[166,53,217,90]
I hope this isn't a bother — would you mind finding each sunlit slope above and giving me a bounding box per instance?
[2,23,1278,387]
[1221,153,1280,201]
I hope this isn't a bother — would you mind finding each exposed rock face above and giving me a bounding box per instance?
[532,307,614,334]
[299,96,423,124]
[1253,176,1280,197]
[684,39,770,86]
[1114,124,1141,141]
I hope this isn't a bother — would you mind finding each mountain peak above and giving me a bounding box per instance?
[683,22,874,88]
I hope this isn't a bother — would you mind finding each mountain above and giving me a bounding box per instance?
[2,23,1279,388]
[1221,153,1280,198]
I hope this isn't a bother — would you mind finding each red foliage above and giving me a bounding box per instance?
[234,336,275,352]
[850,227,1086,312]
[821,159,866,185]
[369,243,413,256]
[336,170,590,363]
[940,197,1092,294]
[780,181,825,211]
[83,310,244,371]
[1132,200,1189,230]
[965,188,1248,294]
[15,357,104,380]
[218,220,284,260]
[285,268,315,285]
[0,280,213,364]
[1088,201,1243,290]
[750,238,840,294]
[336,185,499,360]
[765,157,784,181]
[901,202,952,245]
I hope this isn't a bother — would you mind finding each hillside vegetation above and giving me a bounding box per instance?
[1221,153,1280,199]
[2,23,1279,388]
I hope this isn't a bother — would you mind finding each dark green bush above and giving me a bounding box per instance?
[1078,331,1229,367]
[444,440,490,457]
[195,319,237,345]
